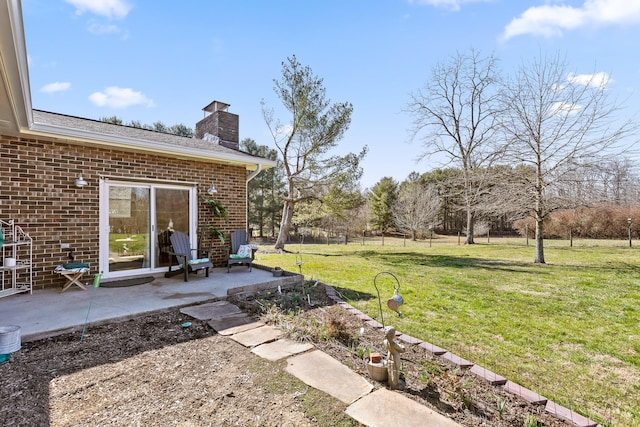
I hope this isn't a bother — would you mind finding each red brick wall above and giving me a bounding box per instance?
[0,134,247,289]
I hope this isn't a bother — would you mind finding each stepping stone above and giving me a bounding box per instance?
[218,322,265,336]
[285,350,373,404]
[252,338,314,361]
[180,301,243,320]
[229,325,283,347]
[208,313,260,334]
[346,388,462,427]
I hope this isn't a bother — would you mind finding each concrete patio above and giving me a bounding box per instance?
[0,266,299,342]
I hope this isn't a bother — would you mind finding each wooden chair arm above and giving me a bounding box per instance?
[193,248,211,258]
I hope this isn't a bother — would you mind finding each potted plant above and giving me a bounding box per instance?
[272,266,283,277]
[203,197,228,245]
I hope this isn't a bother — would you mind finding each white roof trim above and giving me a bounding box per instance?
[1,0,32,131]
[25,121,276,170]
[7,0,33,127]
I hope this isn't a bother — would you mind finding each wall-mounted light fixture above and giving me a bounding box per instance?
[75,175,88,188]
[207,184,217,195]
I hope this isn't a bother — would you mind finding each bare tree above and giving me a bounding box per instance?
[599,158,637,204]
[393,176,441,240]
[406,49,504,244]
[262,55,367,250]
[501,52,635,263]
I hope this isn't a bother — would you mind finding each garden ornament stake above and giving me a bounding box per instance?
[295,253,303,274]
[295,233,304,274]
[373,271,404,328]
[81,273,102,341]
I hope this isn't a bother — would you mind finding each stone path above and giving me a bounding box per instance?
[347,388,462,427]
[285,349,373,404]
[181,300,463,427]
[251,338,314,361]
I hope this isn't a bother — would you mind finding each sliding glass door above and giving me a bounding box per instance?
[100,180,196,277]
[155,188,190,269]
[108,185,150,272]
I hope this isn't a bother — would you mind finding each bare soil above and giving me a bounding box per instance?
[0,282,567,426]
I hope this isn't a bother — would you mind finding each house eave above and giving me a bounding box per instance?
[24,122,276,171]
[0,0,33,134]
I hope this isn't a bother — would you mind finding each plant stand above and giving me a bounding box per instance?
[0,220,33,298]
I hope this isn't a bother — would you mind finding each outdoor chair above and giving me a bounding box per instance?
[225,229,256,272]
[165,231,213,282]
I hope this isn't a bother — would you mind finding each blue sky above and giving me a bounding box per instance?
[22,0,640,189]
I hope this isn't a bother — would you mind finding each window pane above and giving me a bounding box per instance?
[108,186,150,272]
[155,188,190,268]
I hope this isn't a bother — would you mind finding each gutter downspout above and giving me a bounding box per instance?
[246,164,263,234]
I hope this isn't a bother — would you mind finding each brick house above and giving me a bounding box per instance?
[0,1,275,289]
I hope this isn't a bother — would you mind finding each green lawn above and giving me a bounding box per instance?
[254,236,640,426]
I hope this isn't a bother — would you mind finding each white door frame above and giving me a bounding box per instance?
[99,178,198,279]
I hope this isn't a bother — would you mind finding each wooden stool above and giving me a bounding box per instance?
[55,265,90,293]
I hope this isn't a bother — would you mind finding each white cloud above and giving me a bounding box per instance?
[88,22,120,34]
[65,0,132,19]
[87,21,129,39]
[408,0,493,12]
[89,87,154,108]
[567,72,612,89]
[551,101,582,116]
[548,71,612,117]
[41,82,71,94]
[502,0,640,40]
[272,124,294,139]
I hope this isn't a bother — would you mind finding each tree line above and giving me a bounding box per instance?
[243,156,640,249]
[100,116,194,137]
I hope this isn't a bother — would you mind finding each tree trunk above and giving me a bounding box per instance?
[534,168,545,263]
[465,210,475,244]
[534,215,545,263]
[275,201,293,250]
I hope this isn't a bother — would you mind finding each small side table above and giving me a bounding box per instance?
[55,265,90,293]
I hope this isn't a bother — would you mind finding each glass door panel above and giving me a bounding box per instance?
[155,188,190,268]
[108,186,150,272]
